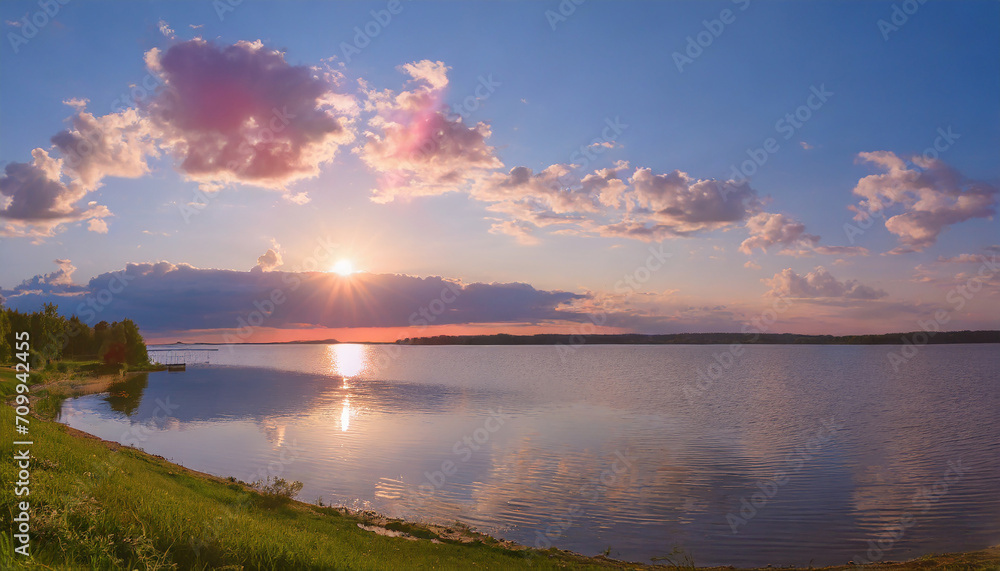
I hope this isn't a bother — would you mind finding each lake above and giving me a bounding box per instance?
[59,343,1000,567]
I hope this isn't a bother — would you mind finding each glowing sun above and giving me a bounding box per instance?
[331,259,355,276]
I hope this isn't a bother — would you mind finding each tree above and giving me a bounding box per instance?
[99,322,128,365]
[40,302,67,362]
[92,321,110,357]
[64,315,94,359]
[121,319,150,366]
[98,320,150,367]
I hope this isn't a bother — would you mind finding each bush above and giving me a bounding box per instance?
[250,476,303,507]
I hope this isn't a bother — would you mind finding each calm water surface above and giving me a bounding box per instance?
[60,344,1000,567]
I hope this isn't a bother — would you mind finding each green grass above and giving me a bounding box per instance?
[0,369,19,397]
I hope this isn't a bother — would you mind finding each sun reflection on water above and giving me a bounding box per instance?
[328,344,368,379]
[340,396,351,432]
[327,344,372,432]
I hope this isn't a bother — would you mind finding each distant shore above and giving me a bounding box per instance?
[156,330,1000,346]
[395,330,1000,346]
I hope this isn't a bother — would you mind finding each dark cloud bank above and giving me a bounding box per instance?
[1,262,584,334]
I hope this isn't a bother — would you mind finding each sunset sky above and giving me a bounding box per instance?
[1,0,997,343]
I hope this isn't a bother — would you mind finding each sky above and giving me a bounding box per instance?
[1,0,998,343]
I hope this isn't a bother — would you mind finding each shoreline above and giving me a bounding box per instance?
[21,416,1000,569]
[6,366,999,569]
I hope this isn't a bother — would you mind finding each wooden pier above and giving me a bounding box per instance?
[148,348,218,372]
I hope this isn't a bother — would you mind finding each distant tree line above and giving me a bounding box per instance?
[0,303,150,367]
[397,331,1000,346]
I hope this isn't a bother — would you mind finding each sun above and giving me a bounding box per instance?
[331,259,355,276]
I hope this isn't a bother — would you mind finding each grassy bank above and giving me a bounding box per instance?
[0,368,645,569]
[1,367,998,570]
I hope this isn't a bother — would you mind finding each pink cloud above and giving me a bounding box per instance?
[813,245,870,256]
[87,217,109,234]
[475,164,602,216]
[629,168,758,232]
[739,212,819,255]
[937,253,987,264]
[0,149,80,222]
[0,99,153,237]
[2,39,355,238]
[0,149,112,238]
[488,219,540,245]
[146,39,354,194]
[50,106,158,191]
[3,259,86,295]
[739,212,870,257]
[763,266,887,300]
[477,164,764,243]
[253,248,283,272]
[361,60,502,203]
[478,163,628,237]
[852,151,997,253]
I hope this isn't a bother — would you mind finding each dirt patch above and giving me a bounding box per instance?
[357,523,418,540]
[35,372,129,397]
